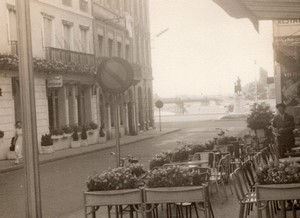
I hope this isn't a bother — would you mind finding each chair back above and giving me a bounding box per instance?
[192,151,215,168]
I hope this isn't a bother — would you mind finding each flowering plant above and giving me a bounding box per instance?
[0,130,4,139]
[171,143,191,162]
[0,54,96,76]
[147,166,207,188]
[129,163,146,178]
[257,161,300,185]
[149,150,173,170]
[87,167,139,191]
[50,128,64,136]
[61,125,73,134]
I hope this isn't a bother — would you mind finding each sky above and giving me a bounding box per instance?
[149,0,274,97]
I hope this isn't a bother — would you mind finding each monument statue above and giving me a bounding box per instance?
[234,77,242,96]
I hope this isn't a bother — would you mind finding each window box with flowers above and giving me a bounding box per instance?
[84,167,143,216]
[87,122,99,145]
[50,128,64,140]
[40,134,54,154]
[256,161,300,216]
[144,166,210,216]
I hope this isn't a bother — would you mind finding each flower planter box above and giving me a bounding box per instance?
[53,136,72,151]
[98,137,106,143]
[84,189,142,206]
[87,130,99,145]
[71,141,80,148]
[40,145,54,154]
[7,151,16,160]
[81,139,88,147]
[144,186,207,204]
[51,135,64,140]
[256,183,300,201]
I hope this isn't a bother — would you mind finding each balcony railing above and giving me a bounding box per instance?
[45,47,95,66]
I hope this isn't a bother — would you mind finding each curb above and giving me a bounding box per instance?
[0,129,181,174]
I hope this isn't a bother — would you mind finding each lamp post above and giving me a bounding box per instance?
[16,0,42,217]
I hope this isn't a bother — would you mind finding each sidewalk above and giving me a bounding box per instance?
[0,128,180,174]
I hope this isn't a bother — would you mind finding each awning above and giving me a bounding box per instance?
[212,0,300,31]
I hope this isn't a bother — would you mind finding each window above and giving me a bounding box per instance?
[48,89,59,129]
[80,26,89,52]
[117,42,122,57]
[62,0,72,6]
[62,21,73,50]
[79,0,88,12]
[98,35,103,57]
[108,38,113,57]
[8,8,17,41]
[43,16,53,47]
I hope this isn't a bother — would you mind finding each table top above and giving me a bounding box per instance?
[164,160,209,168]
[279,156,300,162]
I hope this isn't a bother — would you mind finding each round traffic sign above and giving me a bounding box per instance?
[97,57,134,94]
[155,100,164,109]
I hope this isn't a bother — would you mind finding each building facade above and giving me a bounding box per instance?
[0,0,154,160]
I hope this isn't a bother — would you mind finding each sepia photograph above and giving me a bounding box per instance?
[0,0,300,217]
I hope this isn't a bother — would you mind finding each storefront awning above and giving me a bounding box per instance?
[212,0,300,31]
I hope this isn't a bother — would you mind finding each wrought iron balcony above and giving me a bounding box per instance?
[45,47,95,66]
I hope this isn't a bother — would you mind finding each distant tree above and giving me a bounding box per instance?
[243,81,267,100]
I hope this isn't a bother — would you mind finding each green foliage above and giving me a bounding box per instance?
[70,124,82,133]
[0,54,96,76]
[0,130,4,138]
[87,167,139,191]
[81,127,88,140]
[257,161,300,185]
[247,103,274,130]
[149,150,173,170]
[147,166,206,188]
[61,125,73,134]
[41,134,53,146]
[72,131,79,141]
[50,128,64,136]
[89,121,99,130]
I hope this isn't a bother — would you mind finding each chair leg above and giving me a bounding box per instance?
[239,204,245,218]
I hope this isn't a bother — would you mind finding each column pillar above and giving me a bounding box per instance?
[58,86,69,126]
[84,86,93,123]
[69,85,78,124]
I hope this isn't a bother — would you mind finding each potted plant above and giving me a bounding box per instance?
[71,130,80,148]
[84,167,142,210]
[81,126,88,147]
[98,124,106,143]
[40,134,54,154]
[87,121,99,145]
[62,125,73,137]
[247,103,274,138]
[50,128,64,140]
[0,130,4,139]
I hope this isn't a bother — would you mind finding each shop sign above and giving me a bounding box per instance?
[47,76,63,88]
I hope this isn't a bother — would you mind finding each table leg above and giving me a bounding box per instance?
[280,201,286,218]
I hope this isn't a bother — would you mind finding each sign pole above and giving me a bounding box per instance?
[113,95,121,167]
[16,0,42,217]
[159,108,162,132]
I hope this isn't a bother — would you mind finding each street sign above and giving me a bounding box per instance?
[155,100,164,109]
[155,100,164,132]
[97,57,134,94]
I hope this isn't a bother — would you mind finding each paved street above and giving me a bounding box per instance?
[0,119,248,218]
